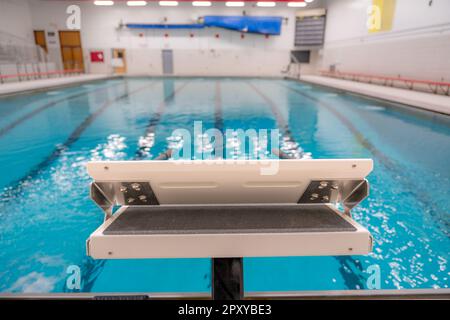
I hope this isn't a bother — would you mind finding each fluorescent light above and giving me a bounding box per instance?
[159,1,178,6]
[225,1,245,7]
[288,1,307,7]
[305,0,314,2]
[192,1,211,6]
[257,2,276,7]
[94,0,114,5]
[127,1,147,6]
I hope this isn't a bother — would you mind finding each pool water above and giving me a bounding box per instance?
[0,77,449,293]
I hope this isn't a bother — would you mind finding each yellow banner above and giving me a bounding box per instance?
[368,0,397,33]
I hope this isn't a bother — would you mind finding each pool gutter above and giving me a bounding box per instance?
[0,74,122,98]
[296,75,450,116]
[0,289,449,300]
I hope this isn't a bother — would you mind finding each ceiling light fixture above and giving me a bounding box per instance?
[127,1,147,6]
[287,1,307,7]
[159,1,179,6]
[94,1,114,6]
[225,2,245,7]
[192,1,212,6]
[256,2,277,7]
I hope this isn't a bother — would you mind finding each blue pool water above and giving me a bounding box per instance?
[0,78,449,293]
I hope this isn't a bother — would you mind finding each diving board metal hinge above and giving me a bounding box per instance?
[90,181,159,220]
[298,179,369,217]
[91,179,369,220]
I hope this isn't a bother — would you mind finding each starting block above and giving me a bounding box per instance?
[86,159,373,259]
[85,159,373,300]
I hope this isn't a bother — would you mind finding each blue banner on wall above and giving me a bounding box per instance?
[125,16,283,36]
[203,16,283,35]
[126,23,205,29]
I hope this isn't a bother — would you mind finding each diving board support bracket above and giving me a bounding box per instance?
[90,178,370,220]
[90,182,114,220]
[91,181,160,221]
[342,180,369,216]
[298,179,369,218]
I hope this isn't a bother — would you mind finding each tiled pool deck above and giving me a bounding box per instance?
[300,75,450,116]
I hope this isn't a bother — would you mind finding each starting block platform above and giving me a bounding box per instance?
[86,159,373,259]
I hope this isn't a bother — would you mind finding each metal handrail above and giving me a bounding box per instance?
[282,52,301,79]
[0,68,83,80]
[320,70,450,95]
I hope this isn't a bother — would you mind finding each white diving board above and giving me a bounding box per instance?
[86,159,374,259]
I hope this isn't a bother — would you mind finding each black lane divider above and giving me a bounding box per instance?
[247,81,302,159]
[279,83,371,289]
[282,84,397,168]
[282,83,449,285]
[282,83,441,190]
[0,82,124,139]
[2,82,156,293]
[289,82,450,233]
[283,83,418,172]
[213,81,225,158]
[79,81,191,291]
[247,82,293,137]
[135,81,190,160]
[215,81,223,132]
[2,82,158,196]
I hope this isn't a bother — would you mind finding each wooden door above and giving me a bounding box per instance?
[59,31,84,71]
[34,30,47,53]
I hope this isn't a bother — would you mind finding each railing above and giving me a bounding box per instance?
[0,68,84,84]
[0,31,49,63]
[320,70,450,96]
[282,52,302,79]
[0,31,81,84]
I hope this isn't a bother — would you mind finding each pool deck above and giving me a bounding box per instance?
[0,74,114,96]
[300,75,450,116]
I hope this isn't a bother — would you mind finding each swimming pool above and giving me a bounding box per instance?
[0,77,448,294]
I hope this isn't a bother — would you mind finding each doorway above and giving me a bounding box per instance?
[112,49,127,74]
[59,31,84,71]
[34,30,47,53]
[162,49,174,75]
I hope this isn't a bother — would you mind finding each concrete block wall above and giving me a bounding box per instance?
[322,32,450,82]
[322,0,450,82]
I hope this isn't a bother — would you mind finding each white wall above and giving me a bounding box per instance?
[27,1,325,76]
[0,0,44,75]
[2,0,449,80]
[0,0,34,43]
[322,0,450,81]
